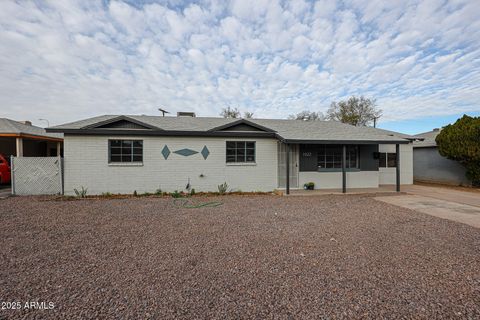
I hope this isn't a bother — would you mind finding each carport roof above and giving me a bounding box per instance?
[0,118,63,140]
[48,114,415,144]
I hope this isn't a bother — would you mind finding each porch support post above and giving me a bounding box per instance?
[396,144,400,192]
[286,143,290,195]
[16,137,23,157]
[56,141,61,156]
[342,144,346,193]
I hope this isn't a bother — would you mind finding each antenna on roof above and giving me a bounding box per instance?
[158,107,170,117]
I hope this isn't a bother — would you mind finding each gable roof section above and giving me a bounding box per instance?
[413,130,439,148]
[208,119,276,133]
[82,115,162,130]
[48,115,412,144]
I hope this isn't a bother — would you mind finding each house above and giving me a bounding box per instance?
[413,129,469,186]
[47,114,416,195]
[0,118,63,158]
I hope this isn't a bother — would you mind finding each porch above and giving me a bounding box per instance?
[278,141,403,194]
[283,184,400,196]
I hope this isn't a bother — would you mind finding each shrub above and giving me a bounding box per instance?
[190,188,196,196]
[73,186,88,198]
[436,115,480,186]
[218,182,228,194]
[155,188,162,195]
[171,190,183,198]
[133,190,138,197]
[303,182,315,190]
[101,192,112,197]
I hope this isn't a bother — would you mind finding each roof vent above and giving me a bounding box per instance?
[177,112,196,117]
[22,121,32,126]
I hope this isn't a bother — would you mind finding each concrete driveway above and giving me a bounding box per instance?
[376,185,480,228]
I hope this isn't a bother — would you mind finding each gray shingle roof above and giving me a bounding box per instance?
[413,129,440,148]
[49,115,413,143]
[0,118,63,139]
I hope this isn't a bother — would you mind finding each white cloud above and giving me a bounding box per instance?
[0,0,479,128]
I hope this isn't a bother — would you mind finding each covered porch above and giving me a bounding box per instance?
[278,141,404,195]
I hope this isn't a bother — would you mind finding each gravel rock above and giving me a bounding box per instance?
[0,195,479,319]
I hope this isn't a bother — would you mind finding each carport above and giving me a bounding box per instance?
[0,118,63,158]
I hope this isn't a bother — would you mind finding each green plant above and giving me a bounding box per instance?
[218,182,228,194]
[436,115,480,186]
[190,188,196,196]
[141,192,152,197]
[133,190,138,197]
[73,186,88,198]
[101,192,112,197]
[304,182,315,190]
[171,190,183,198]
[155,188,162,195]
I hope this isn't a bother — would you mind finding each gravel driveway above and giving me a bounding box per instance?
[1,195,479,319]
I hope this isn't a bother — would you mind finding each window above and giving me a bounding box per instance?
[317,145,358,169]
[109,140,143,163]
[379,152,396,168]
[226,141,255,163]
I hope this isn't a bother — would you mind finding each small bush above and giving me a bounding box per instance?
[155,188,162,195]
[74,186,88,198]
[218,182,228,194]
[171,190,183,198]
[303,182,315,190]
[190,188,196,196]
[133,190,138,197]
[101,192,112,197]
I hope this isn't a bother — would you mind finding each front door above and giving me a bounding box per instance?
[277,143,298,188]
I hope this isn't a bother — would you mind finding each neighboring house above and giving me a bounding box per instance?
[47,114,416,195]
[0,118,63,158]
[413,129,469,186]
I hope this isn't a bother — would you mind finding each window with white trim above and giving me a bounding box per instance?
[317,145,358,169]
[109,140,143,163]
[379,152,396,168]
[226,141,255,163]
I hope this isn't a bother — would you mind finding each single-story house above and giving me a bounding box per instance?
[47,114,416,195]
[0,118,63,158]
[413,129,469,186]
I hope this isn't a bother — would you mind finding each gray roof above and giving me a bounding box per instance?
[413,129,440,148]
[49,115,414,143]
[0,118,63,139]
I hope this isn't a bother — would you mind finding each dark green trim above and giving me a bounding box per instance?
[82,116,162,130]
[207,119,277,133]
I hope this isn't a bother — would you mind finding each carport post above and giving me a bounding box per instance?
[396,144,400,192]
[286,143,290,195]
[56,142,61,156]
[342,145,346,193]
[16,137,23,157]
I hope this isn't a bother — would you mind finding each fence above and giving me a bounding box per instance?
[11,156,63,195]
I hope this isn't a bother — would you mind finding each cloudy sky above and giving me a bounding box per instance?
[1,0,479,133]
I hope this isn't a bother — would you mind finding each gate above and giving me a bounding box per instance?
[11,157,63,195]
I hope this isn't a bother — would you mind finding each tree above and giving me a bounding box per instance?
[326,96,382,126]
[244,111,254,119]
[288,110,324,121]
[220,106,241,118]
[436,115,480,186]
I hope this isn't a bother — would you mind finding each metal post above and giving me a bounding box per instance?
[342,145,346,193]
[10,155,15,195]
[396,144,400,192]
[286,143,290,195]
[16,137,23,157]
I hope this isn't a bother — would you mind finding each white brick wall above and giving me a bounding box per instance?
[64,135,278,195]
[379,143,413,185]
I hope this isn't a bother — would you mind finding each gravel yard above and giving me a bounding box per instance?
[1,195,479,319]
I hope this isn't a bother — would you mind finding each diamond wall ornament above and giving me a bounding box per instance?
[161,145,170,159]
[173,148,198,157]
[201,146,210,159]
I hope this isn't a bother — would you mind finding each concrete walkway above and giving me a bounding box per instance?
[376,185,480,229]
[0,187,11,199]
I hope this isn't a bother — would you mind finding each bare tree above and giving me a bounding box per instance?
[326,96,382,126]
[220,106,241,118]
[288,110,324,121]
[243,111,254,119]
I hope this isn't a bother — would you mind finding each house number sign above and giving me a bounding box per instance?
[302,152,312,157]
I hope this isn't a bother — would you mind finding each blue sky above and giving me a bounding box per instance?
[0,0,479,134]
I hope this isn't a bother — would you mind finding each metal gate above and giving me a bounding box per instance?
[11,156,63,195]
